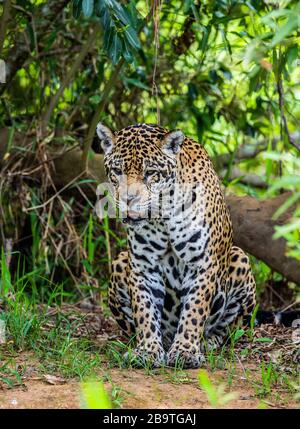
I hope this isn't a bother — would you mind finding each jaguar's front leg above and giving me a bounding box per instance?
[166,265,217,368]
[126,262,166,367]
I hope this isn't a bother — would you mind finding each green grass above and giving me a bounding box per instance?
[0,357,25,389]
[0,248,103,377]
[1,247,299,408]
[198,369,237,408]
[2,305,103,379]
[34,328,102,379]
[105,338,160,374]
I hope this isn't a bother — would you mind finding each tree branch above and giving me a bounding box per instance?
[0,0,70,95]
[81,59,125,171]
[40,26,100,137]
[0,0,12,56]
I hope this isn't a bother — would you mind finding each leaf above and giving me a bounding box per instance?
[1,248,12,296]
[270,15,298,47]
[124,25,141,50]
[73,0,83,19]
[89,94,101,105]
[103,24,114,52]
[126,0,140,27]
[122,39,134,63]
[261,8,291,23]
[254,337,273,343]
[286,44,299,71]
[200,24,211,53]
[183,0,194,13]
[233,328,245,342]
[111,33,122,64]
[95,0,105,16]
[273,219,300,238]
[272,192,300,220]
[80,381,111,409]
[268,175,300,193]
[125,77,149,90]
[111,3,131,26]
[82,0,94,18]
[43,374,66,385]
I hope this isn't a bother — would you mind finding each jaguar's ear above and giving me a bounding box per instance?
[96,123,115,154]
[161,130,185,156]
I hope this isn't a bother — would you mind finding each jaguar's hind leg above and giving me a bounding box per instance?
[109,250,135,337]
[203,246,256,351]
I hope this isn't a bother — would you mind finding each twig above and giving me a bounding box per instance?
[0,0,70,96]
[280,301,300,313]
[152,0,162,125]
[40,26,100,137]
[81,59,125,172]
[277,75,300,153]
[266,282,288,306]
[0,0,11,56]
[24,171,85,211]
[8,143,80,177]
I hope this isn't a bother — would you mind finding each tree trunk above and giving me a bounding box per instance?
[226,193,300,285]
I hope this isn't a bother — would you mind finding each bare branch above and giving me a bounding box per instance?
[40,26,100,137]
[0,0,70,95]
[0,0,12,56]
[81,59,125,171]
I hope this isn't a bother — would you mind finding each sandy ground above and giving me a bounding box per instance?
[0,366,298,409]
[0,303,299,409]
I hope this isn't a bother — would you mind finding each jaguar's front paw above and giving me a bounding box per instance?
[124,347,166,368]
[166,349,206,369]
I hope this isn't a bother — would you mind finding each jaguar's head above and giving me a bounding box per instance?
[96,123,185,223]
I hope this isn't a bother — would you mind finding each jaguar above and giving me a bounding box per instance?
[96,122,256,368]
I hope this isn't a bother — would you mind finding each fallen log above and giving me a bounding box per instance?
[226,193,300,285]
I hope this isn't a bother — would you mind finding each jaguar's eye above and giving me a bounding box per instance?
[145,169,158,178]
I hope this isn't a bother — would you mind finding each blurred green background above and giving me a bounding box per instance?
[0,0,299,307]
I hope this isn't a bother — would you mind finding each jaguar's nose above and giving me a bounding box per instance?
[120,192,141,206]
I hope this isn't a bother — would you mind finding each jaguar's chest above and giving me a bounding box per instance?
[128,214,211,267]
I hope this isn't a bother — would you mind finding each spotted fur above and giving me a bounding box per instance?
[98,123,256,368]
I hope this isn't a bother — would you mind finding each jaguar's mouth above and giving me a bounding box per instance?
[120,207,149,225]
[122,217,148,225]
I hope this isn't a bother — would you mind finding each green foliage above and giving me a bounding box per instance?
[263,152,300,260]
[80,380,112,409]
[74,0,142,63]
[198,369,237,408]
[0,359,25,389]
[0,0,299,305]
